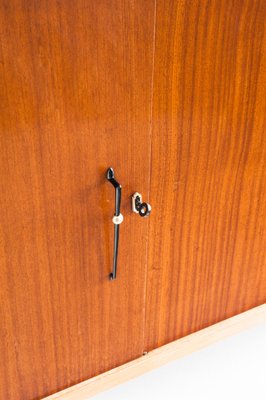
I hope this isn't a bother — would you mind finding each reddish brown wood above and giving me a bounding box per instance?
[0,1,155,399]
[145,0,266,351]
[1,1,266,398]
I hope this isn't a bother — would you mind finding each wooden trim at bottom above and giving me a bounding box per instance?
[44,304,266,400]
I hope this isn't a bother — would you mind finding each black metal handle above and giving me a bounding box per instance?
[106,167,123,280]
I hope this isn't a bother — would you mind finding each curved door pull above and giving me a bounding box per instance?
[132,192,151,217]
[106,167,123,280]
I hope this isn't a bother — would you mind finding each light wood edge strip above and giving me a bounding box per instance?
[43,304,266,400]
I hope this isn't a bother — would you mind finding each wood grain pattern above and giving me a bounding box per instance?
[1,1,266,398]
[0,1,155,399]
[44,304,266,400]
[145,0,266,351]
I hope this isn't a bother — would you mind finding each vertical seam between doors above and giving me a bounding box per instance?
[141,0,157,354]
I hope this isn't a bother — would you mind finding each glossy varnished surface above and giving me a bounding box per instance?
[1,0,266,398]
[0,1,155,399]
[145,0,266,350]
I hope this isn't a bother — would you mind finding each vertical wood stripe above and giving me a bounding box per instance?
[145,0,266,351]
[0,1,155,399]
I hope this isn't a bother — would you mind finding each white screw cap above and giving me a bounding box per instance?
[112,213,124,225]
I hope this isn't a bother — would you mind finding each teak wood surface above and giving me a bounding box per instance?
[145,0,266,350]
[0,1,155,399]
[43,304,266,400]
[0,1,265,399]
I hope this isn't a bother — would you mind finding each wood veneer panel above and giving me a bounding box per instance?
[145,0,266,351]
[0,1,155,399]
[44,304,266,400]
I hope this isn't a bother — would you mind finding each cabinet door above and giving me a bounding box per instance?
[145,0,266,350]
[0,2,155,399]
